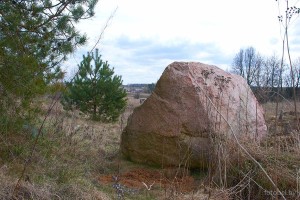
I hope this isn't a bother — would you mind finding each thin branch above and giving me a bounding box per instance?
[12,94,61,198]
[90,6,118,53]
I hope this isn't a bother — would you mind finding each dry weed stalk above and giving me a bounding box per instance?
[275,0,300,129]
[12,94,61,198]
[194,68,287,199]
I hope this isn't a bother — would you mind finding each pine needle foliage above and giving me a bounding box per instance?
[62,49,127,122]
[0,0,99,132]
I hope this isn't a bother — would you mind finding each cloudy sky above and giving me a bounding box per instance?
[65,0,300,84]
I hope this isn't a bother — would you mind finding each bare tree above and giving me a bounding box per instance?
[232,49,244,77]
[231,47,261,86]
[292,57,300,89]
[254,53,264,87]
[284,57,300,88]
[265,54,282,89]
[244,47,257,85]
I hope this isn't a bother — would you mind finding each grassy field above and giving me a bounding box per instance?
[0,94,300,199]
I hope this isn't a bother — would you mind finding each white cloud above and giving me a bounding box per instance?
[64,0,300,84]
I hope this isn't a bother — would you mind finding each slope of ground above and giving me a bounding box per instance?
[0,94,299,199]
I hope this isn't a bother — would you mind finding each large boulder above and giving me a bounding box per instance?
[121,62,267,168]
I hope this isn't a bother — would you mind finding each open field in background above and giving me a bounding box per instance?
[0,93,300,199]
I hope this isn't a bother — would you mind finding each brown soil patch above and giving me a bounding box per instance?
[99,168,196,193]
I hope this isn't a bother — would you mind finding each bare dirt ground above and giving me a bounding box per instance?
[89,95,227,199]
[99,168,195,192]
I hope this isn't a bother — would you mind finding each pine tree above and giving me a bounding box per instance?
[0,0,98,130]
[62,49,127,122]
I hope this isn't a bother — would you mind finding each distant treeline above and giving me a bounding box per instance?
[251,87,300,103]
[125,84,149,88]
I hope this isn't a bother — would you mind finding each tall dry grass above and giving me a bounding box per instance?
[0,95,128,199]
[1,91,300,200]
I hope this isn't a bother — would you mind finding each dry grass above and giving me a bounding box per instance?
[214,100,300,200]
[0,96,135,199]
[1,94,300,199]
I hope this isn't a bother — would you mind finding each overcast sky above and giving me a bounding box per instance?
[64,0,300,84]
